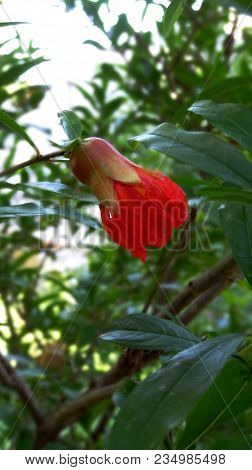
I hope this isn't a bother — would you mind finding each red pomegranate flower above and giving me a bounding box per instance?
[70,138,188,261]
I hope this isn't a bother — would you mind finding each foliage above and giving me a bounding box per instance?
[0,1,252,451]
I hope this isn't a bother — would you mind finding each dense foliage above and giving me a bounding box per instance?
[0,0,252,450]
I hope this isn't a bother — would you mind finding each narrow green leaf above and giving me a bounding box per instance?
[198,185,252,206]
[83,39,106,50]
[219,204,252,285]
[132,123,252,188]
[0,109,39,154]
[0,57,46,87]
[0,181,97,203]
[189,100,252,153]
[163,0,183,38]
[0,22,28,27]
[100,314,199,351]
[177,344,252,449]
[108,334,244,449]
[58,110,83,140]
[0,203,99,228]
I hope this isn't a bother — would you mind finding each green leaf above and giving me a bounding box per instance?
[189,100,252,153]
[198,185,252,206]
[108,334,244,450]
[0,109,39,154]
[0,181,97,203]
[113,380,138,408]
[132,123,252,188]
[58,110,83,140]
[219,204,252,285]
[177,344,252,449]
[0,57,46,87]
[0,22,28,27]
[0,203,99,228]
[100,314,199,351]
[200,77,252,105]
[163,0,184,39]
[83,39,106,50]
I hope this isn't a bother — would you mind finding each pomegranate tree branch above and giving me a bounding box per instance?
[0,352,45,426]
[0,150,65,178]
[35,383,118,449]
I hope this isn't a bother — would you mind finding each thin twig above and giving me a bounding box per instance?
[0,150,65,178]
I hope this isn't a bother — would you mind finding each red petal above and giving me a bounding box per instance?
[100,167,188,261]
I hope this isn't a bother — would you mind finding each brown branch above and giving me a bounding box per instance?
[0,352,45,426]
[0,150,65,178]
[35,383,118,449]
[180,268,242,325]
[169,255,238,316]
[223,15,238,65]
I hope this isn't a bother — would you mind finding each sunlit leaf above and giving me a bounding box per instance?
[0,57,46,87]
[0,109,39,154]
[163,0,183,38]
[58,110,83,140]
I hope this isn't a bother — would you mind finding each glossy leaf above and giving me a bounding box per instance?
[100,314,199,351]
[190,100,252,153]
[219,204,252,285]
[132,123,252,188]
[108,334,244,449]
[58,110,83,140]
[0,109,39,154]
